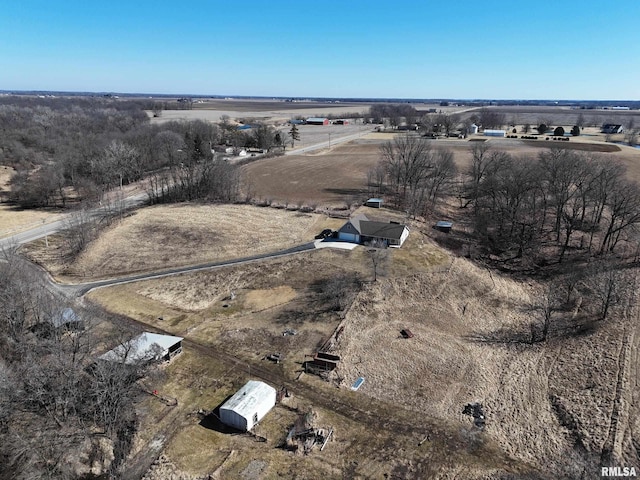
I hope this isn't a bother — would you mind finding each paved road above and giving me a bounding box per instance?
[70,241,316,296]
[0,192,148,250]
[287,125,372,155]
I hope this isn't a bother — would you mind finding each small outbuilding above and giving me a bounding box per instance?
[601,124,624,134]
[483,129,506,137]
[435,221,453,233]
[53,307,84,331]
[365,198,383,208]
[32,307,84,337]
[98,332,184,365]
[219,380,277,431]
[306,117,329,125]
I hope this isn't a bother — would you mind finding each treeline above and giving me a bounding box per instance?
[464,143,640,262]
[368,134,457,218]
[218,117,289,153]
[370,137,640,265]
[0,252,153,478]
[0,97,242,208]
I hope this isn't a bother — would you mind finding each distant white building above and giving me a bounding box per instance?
[98,332,183,365]
[219,380,276,431]
[484,129,506,137]
[468,124,479,134]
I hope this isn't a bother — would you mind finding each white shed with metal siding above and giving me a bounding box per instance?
[219,380,276,431]
[98,332,183,365]
[483,129,506,137]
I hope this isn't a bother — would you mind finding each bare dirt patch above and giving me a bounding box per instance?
[244,138,384,206]
[245,133,640,209]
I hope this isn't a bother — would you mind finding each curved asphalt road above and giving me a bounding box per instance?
[0,192,148,250]
[70,241,316,296]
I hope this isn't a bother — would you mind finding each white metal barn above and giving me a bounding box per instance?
[219,380,277,431]
[483,129,506,137]
[98,332,183,365]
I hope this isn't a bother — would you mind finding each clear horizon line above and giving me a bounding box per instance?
[0,89,638,104]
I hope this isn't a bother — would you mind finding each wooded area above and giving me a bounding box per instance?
[372,136,640,265]
[0,97,243,208]
[0,250,157,478]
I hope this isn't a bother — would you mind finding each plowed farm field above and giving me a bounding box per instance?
[243,138,384,206]
[243,133,640,208]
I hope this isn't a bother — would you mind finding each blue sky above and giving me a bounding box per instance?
[0,0,638,100]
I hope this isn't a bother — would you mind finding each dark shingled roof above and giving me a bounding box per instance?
[338,214,369,234]
[360,221,407,240]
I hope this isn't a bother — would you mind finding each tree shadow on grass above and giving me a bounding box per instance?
[465,315,600,346]
[322,188,366,196]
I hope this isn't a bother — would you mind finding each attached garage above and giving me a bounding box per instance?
[219,380,276,431]
[337,214,368,243]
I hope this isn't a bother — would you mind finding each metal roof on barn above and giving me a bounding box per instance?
[51,307,79,328]
[220,380,276,426]
[98,332,183,365]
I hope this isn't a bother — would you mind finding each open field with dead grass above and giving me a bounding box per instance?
[88,242,535,479]
[24,204,329,281]
[331,253,640,477]
[149,100,373,124]
[0,165,61,238]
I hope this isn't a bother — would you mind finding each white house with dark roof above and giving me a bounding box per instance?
[337,214,409,247]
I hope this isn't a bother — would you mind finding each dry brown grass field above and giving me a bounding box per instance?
[88,235,540,479]
[0,165,60,238]
[10,104,640,478]
[24,204,329,281]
